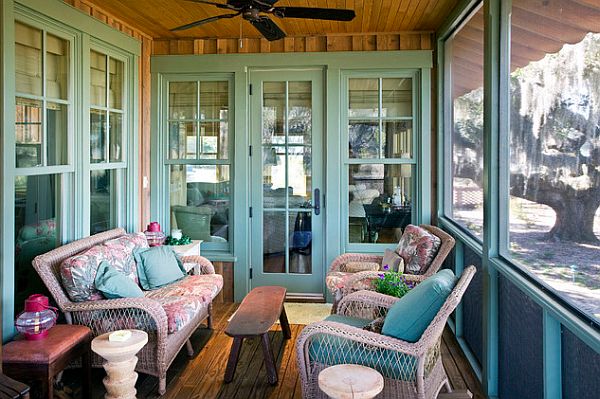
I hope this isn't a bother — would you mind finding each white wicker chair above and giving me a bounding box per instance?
[297,266,476,399]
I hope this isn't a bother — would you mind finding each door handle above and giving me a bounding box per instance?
[313,188,320,215]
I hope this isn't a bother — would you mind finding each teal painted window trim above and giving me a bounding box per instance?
[2,0,140,341]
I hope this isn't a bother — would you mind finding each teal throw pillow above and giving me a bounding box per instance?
[94,261,144,299]
[134,246,187,290]
[382,269,456,342]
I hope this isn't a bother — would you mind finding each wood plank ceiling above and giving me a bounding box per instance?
[81,0,461,39]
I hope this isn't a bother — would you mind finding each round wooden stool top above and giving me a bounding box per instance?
[91,330,148,363]
[318,364,384,399]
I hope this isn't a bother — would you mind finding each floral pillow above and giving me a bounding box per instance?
[395,225,441,275]
[103,233,149,284]
[60,244,113,302]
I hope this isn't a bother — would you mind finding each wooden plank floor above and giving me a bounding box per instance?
[63,302,484,399]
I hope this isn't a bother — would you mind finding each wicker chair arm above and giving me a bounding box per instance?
[342,271,427,295]
[180,255,216,274]
[328,253,383,272]
[337,290,400,319]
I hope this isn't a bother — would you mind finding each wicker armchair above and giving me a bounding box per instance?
[32,228,220,395]
[297,266,476,399]
[326,225,455,312]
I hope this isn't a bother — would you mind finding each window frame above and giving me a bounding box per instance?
[158,73,235,253]
[341,69,421,252]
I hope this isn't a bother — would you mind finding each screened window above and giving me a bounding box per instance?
[444,6,484,240]
[346,76,415,245]
[503,0,600,322]
[167,80,232,251]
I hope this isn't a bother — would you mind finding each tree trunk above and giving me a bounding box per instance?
[548,198,600,243]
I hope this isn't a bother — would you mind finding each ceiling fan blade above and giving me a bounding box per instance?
[184,0,238,11]
[274,7,355,21]
[171,13,239,31]
[249,17,286,41]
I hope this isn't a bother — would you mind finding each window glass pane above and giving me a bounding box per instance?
[382,120,412,159]
[91,169,116,234]
[288,81,312,145]
[109,58,124,110]
[15,98,42,167]
[200,81,228,120]
[348,164,413,243]
[349,120,379,158]
[90,51,107,107]
[14,174,60,313]
[263,82,286,145]
[169,82,197,120]
[349,78,378,117]
[46,102,68,165]
[168,122,196,159]
[15,22,42,96]
[381,78,412,117]
[508,1,600,321]
[170,165,230,243]
[90,109,106,163]
[46,34,69,100]
[109,112,123,162]
[448,7,484,239]
[200,121,228,160]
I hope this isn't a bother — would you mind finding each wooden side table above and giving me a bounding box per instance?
[318,364,384,399]
[2,325,92,399]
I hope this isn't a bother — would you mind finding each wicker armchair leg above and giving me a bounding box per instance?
[207,303,213,329]
[158,376,167,396]
[185,340,194,357]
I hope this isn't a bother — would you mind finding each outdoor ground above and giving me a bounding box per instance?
[454,196,600,321]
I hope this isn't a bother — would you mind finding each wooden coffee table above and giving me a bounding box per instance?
[224,286,291,385]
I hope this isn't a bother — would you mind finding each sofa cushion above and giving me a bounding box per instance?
[95,261,144,299]
[156,297,206,334]
[61,244,113,302]
[134,246,186,290]
[144,274,224,303]
[395,225,441,274]
[382,269,456,342]
[102,233,148,284]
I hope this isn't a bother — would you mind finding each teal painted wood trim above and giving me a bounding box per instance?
[456,336,483,382]
[151,51,432,73]
[543,310,562,399]
[1,0,17,342]
[454,240,465,338]
[438,217,484,255]
[419,68,432,224]
[16,0,140,55]
[202,253,238,263]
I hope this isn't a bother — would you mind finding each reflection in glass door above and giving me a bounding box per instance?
[250,70,323,295]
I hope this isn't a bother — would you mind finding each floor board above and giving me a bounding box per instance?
[60,302,484,399]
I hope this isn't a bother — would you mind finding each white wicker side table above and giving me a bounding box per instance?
[91,330,148,399]
[318,364,384,399]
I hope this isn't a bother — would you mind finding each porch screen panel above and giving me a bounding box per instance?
[562,327,600,399]
[498,274,544,399]
[462,246,483,366]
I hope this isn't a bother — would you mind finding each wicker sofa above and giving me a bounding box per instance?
[32,228,223,395]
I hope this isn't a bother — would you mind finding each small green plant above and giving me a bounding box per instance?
[373,265,413,298]
[164,235,192,245]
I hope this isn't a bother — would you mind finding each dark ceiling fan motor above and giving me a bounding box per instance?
[172,0,356,41]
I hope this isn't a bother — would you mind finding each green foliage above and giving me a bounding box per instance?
[164,235,192,245]
[373,266,413,298]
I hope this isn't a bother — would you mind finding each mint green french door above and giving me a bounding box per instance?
[249,70,324,297]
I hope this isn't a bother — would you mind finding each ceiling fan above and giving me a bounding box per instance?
[172,0,356,41]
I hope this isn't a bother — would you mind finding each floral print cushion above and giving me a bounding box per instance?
[326,271,352,293]
[395,224,441,274]
[144,274,224,304]
[60,244,113,302]
[156,297,206,334]
[102,233,149,284]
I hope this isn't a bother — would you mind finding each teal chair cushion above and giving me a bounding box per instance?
[382,269,456,342]
[94,261,144,299]
[134,246,186,290]
[308,314,417,379]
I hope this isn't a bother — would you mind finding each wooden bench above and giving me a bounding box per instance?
[224,286,291,385]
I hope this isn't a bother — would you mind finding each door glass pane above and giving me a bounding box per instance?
[90,109,106,163]
[15,98,42,167]
[289,211,312,274]
[288,81,312,145]
[109,112,122,162]
[200,81,228,120]
[263,145,286,207]
[14,174,60,314]
[90,51,107,107]
[262,82,286,145]
[168,122,196,159]
[169,82,197,120]
[15,22,42,96]
[382,78,412,117]
[348,164,413,243]
[109,58,124,110]
[263,210,286,273]
[382,120,412,159]
[91,169,116,234]
[200,121,228,160]
[349,120,379,158]
[349,78,378,117]
[288,146,312,207]
[46,102,68,165]
[170,165,230,243]
[46,34,69,100]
